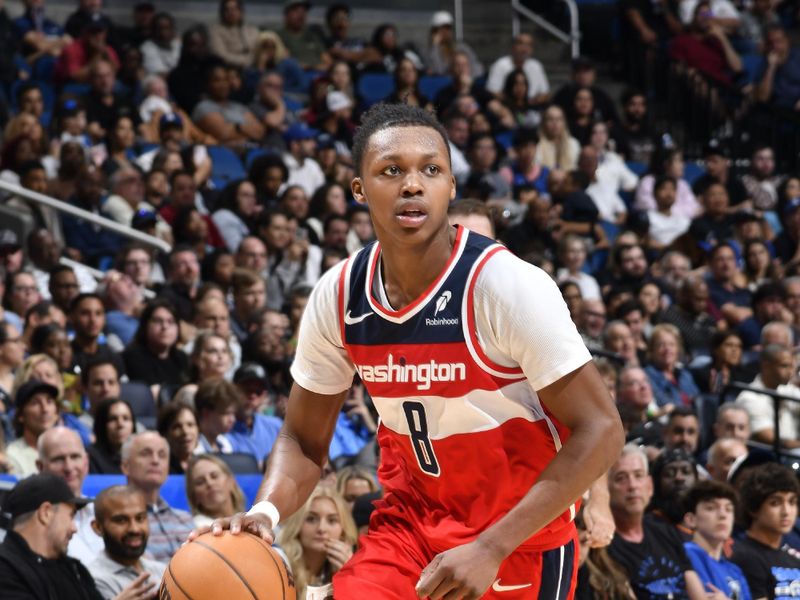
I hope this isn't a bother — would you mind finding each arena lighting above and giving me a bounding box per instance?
[792,463,799,470]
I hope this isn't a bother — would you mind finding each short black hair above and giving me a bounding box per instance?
[667,405,698,425]
[513,127,539,148]
[351,103,450,177]
[29,322,63,353]
[739,462,800,528]
[24,300,54,326]
[81,357,120,387]
[18,160,45,180]
[15,81,41,107]
[653,174,676,195]
[69,292,103,314]
[683,479,738,515]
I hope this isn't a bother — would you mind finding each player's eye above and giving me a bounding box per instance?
[424,165,440,175]
[383,165,400,176]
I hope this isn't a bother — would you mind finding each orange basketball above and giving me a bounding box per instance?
[159,532,296,600]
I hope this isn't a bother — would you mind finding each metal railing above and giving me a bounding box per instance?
[0,179,171,254]
[721,381,800,461]
[511,0,580,59]
[58,256,156,300]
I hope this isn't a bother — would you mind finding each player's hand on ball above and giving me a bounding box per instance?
[325,538,354,572]
[187,512,275,544]
[415,540,503,599]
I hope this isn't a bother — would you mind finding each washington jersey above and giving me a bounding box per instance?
[290,226,592,552]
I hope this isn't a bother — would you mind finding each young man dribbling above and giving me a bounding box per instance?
[193,104,624,599]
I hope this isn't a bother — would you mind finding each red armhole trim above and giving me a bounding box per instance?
[368,225,466,318]
[337,257,351,350]
[467,246,524,376]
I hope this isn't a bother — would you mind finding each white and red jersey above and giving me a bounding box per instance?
[290,226,592,552]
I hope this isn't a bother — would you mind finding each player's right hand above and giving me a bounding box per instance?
[187,512,275,544]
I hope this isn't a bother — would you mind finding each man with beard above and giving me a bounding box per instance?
[28,229,97,300]
[648,448,698,536]
[0,473,101,599]
[611,88,656,164]
[88,485,165,599]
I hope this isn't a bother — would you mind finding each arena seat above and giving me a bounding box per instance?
[683,162,705,186]
[208,145,247,189]
[419,75,452,100]
[357,73,394,107]
[120,382,157,430]
[217,452,261,474]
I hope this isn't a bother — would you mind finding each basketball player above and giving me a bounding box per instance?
[192,104,624,599]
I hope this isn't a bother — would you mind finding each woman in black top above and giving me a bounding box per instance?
[88,398,136,474]
[123,299,189,388]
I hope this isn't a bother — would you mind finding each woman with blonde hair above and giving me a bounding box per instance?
[335,466,378,509]
[536,105,580,171]
[185,453,246,528]
[277,485,357,598]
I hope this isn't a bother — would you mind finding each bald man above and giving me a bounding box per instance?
[36,426,103,564]
[706,437,748,482]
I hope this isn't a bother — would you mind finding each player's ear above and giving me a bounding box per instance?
[449,175,456,201]
[352,177,367,205]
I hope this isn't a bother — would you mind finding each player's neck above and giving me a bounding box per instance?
[379,227,455,311]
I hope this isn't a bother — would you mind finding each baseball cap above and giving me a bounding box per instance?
[571,56,595,72]
[326,90,353,113]
[316,133,336,150]
[3,473,91,520]
[431,11,454,27]
[284,122,319,142]
[703,138,730,158]
[84,12,109,33]
[59,98,82,118]
[732,209,762,224]
[159,113,183,131]
[233,363,269,387]
[131,209,157,230]
[15,379,59,411]
[0,229,20,252]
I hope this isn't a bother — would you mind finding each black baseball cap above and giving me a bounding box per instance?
[703,139,730,158]
[15,379,59,411]
[0,229,20,252]
[233,362,269,386]
[4,473,91,519]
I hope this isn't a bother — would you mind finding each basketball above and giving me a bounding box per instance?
[159,532,296,600]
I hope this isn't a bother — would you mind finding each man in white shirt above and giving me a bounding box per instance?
[679,0,740,31]
[736,344,800,450]
[486,33,550,102]
[36,426,104,565]
[282,123,326,198]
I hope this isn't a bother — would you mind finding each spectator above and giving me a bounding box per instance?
[102,270,145,348]
[739,0,779,53]
[5,270,41,324]
[607,445,704,598]
[705,437,747,482]
[123,299,189,388]
[141,11,180,75]
[713,403,751,444]
[669,1,743,87]
[169,25,216,115]
[603,320,639,367]
[646,176,692,251]
[121,431,194,562]
[554,57,618,125]
[227,362,283,465]
[735,344,800,450]
[536,105,579,171]
[576,298,606,351]
[650,448,698,528]
[387,57,431,111]
[601,243,650,296]
[157,399,200,475]
[756,25,800,111]
[6,379,60,476]
[118,244,163,294]
[736,282,789,349]
[586,122,637,226]
[87,485,165,599]
[689,330,751,394]
[55,15,120,85]
[69,293,125,375]
[465,132,511,200]
[276,485,357,599]
[212,179,259,253]
[8,161,65,246]
[0,473,101,599]
[88,398,136,474]
[486,33,549,103]
[730,463,800,599]
[278,0,329,71]
[282,122,326,198]
[705,243,752,328]
[662,406,701,455]
[692,139,749,208]
[158,246,201,323]
[740,144,782,212]
[613,88,657,164]
[358,23,424,74]
[682,480,751,599]
[28,231,96,300]
[208,0,259,68]
[426,10,483,77]
[324,3,365,58]
[78,358,121,431]
[194,378,237,453]
[634,147,701,219]
[192,62,265,147]
[574,506,635,600]
[556,235,601,300]
[185,454,246,527]
[661,276,718,359]
[14,0,71,67]
[230,268,267,343]
[0,321,25,400]
[335,466,378,511]
[645,323,700,407]
[36,426,103,564]
[84,59,138,143]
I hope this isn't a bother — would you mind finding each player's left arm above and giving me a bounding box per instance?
[418,363,623,599]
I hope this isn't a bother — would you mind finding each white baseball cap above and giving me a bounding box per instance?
[431,11,454,27]
[327,90,353,113]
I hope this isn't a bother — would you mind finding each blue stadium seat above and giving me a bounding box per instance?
[208,145,247,189]
[419,75,452,100]
[357,73,394,107]
[683,162,705,186]
[495,131,514,150]
[626,161,647,177]
[741,54,765,85]
[217,452,260,474]
[62,82,91,98]
[120,382,157,430]
[245,147,280,169]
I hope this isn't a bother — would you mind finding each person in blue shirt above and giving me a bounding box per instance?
[683,479,752,600]
[226,363,283,467]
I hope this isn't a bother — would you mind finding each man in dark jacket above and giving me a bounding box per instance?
[0,473,102,600]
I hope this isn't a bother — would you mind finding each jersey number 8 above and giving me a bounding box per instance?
[402,401,440,476]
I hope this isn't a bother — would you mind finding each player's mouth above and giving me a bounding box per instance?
[395,202,428,227]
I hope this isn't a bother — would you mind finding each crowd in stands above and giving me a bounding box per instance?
[0,0,798,597]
